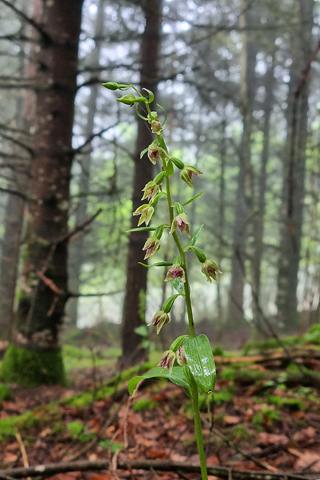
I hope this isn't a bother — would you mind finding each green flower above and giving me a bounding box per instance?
[133,204,154,226]
[149,311,170,335]
[164,264,185,283]
[158,349,176,373]
[180,166,203,188]
[169,213,190,237]
[201,260,222,283]
[141,181,161,201]
[142,236,160,259]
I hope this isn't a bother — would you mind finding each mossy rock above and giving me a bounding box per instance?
[1,345,66,387]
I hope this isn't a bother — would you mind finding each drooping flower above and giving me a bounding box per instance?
[149,310,170,334]
[158,349,176,374]
[201,259,222,283]
[180,166,203,188]
[142,236,160,259]
[151,120,163,134]
[169,213,190,237]
[164,264,186,283]
[141,181,161,201]
[176,345,187,366]
[148,145,161,165]
[133,204,154,226]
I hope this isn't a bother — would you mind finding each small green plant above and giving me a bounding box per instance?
[133,398,158,412]
[104,82,221,480]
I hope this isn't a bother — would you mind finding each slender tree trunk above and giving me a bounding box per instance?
[227,0,256,328]
[276,0,313,331]
[1,0,84,386]
[0,0,38,340]
[67,0,106,328]
[121,0,162,366]
[251,55,274,335]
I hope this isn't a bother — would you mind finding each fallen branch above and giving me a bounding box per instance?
[0,459,309,480]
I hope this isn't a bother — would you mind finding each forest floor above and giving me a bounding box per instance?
[0,335,320,480]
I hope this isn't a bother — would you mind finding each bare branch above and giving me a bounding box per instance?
[0,0,50,42]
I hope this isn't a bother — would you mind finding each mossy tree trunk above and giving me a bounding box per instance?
[1,0,84,386]
[121,0,162,366]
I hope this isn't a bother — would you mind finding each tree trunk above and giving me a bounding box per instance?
[121,0,162,366]
[67,0,106,328]
[227,0,256,328]
[276,0,313,331]
[251,54,274,336]
[1,0,84,387]
[0,0,38,341]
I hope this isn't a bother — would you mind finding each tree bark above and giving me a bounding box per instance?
[276,0,313,331]
[0,0,37,341]
[67,0,106,328]
[1,0,84,386]
[121,0,162,366]
[227,0,256,328]
[251,54,275,336]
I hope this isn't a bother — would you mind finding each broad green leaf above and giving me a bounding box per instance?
[128,366,190,396]
[139,261,173,268]
[127,227,156,233]
[184,335,216,393]
[170,277,185,295]
[187,224,204,247]
[182,190,205,207]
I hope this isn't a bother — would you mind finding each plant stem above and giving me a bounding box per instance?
[190,375,208,480]
[160,133,207,479]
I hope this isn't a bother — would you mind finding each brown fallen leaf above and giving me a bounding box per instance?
[223,415,241,425]
[258,432,290,446]
[294,450,320,471]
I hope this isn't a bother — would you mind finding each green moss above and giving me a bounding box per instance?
[0,383,13,401]
[133,398,158,412]
[1,345,66,387]
[67,421,95,443]
[212,346,224,356]
[252,408,281,428]
[266,394,302,411]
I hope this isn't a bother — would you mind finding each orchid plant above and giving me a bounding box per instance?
[103,82,221,480]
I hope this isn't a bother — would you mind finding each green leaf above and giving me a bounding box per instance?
[157,104,168,125]
[170,277,185,295]
[184,335,216,393]
[142,88,154,103]
[163,294,181,313]
[140,147,148,159]
[182,190,205,207]
[127,227,156,233]
[128,366,190,396]
[185,246,206,263]
[139,261,172,268]
[187,224,204,247]
[134,325,148,337]
[166,160,174,176]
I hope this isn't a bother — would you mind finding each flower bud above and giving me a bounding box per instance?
[102,82,119,90]
[158,349,176,373]
[180,166,203,188]
[201,259,222,283]
[117,94,146,106]
[171,157,185,170]
[142,236,161,259]
[149,311,170,335]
